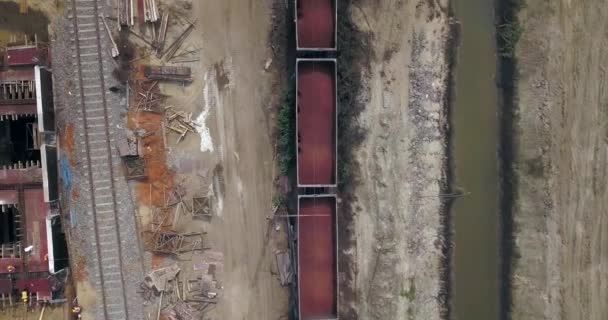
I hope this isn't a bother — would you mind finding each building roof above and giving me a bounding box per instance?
[6,46,40,67]
[0,69,35,82]
[0,279,11,294]
[16,278,52,299]
[0,188,50,275]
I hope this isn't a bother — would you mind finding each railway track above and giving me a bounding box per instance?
[69,0,130,319]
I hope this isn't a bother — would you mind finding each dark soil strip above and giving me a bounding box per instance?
[0,2,49,42]
[335,0,370,319]
[496,0,521,319]
[441,8,459,320]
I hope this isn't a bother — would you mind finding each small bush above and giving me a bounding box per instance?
[277,77,296,174]
[273,194,288,210]
[524,156,545,178]
[337,1,370,191]
[497,20,522,58]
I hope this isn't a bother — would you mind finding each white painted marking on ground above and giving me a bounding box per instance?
[195,71,216,153]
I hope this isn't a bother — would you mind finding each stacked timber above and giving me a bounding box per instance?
[118,0,134,27]
[144,0,160,23]
[144,65,192,82]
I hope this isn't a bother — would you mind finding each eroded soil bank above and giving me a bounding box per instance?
[506,0,608,319]
[340,0,453,319]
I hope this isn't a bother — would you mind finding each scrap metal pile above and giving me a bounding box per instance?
[164,106,196,143]
[141,183,212,254]
[117,129,146,180]
[106,1,225,317]
[132,81,164,113]
[140,257,223,320]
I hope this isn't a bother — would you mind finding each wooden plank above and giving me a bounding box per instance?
[156,12,170,56]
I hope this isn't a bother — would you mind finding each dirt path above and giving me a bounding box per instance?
[510,0,608,319]
[158,0,289,319]
[344,0,452,319]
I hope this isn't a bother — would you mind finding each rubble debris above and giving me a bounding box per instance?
[117,130,139,157]
[142,231,206,254]
[162,22,196,60]
[19,0,28,14]
[132,80,164,113]
[101,14,120,57]
[123,156,147,180]
[264,57,273,71]
[144,263,181,292]
[144,0,160,23]
[129,29,155,47]
[155,12,170,56]
[191,196,212,220]
[192,251,224,275]
[171,58,200,64]
[139,281,155,302]
[165,106,196,143]
[171,202,183,230]
[188,274,219,300]
[118,0,135,28]
[163,300,197,320]
[168,48,200,62]
[149,206,173,231]
[275,251,292,286]
[164,183,187,207]
[144,65,192,82]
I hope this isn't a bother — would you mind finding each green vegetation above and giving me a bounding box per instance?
[277,77,296,175]
[337,1,370,191]
[272,194,288,210]
[400,277,417,301]
[497,20,523,58]
[497,0,524,58]
[524,156,545,178]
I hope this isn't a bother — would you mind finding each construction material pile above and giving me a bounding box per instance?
[140,256,224,319]
[164,106,196,143]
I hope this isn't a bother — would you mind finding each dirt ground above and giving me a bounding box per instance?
[0,305,67,320]
[137,0,289,319]
[344,0,452,319]
[0,0,287,319]
[510,0,608,319]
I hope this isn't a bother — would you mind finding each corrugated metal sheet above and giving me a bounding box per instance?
[0,69,36,82]
[6,46,40,66]
[16,278,51,300]
[0,279,11,294]
[0,190,18,205]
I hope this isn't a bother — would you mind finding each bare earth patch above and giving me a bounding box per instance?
[510,0,608,319]
[342,0,452,319]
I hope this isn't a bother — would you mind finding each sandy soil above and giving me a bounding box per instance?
[149,0,289,319]
[510,0,608,319]
[343,0,452,319]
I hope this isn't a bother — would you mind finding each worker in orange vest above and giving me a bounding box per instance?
[72,305,83,319]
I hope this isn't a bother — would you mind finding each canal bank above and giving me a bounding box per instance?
[495,0,520,318]
[450,0,501,319]
[501,0,608,318]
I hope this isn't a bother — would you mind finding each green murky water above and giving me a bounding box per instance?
[451,0,500,319]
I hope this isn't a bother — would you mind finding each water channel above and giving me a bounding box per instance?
[451,0,501,319]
